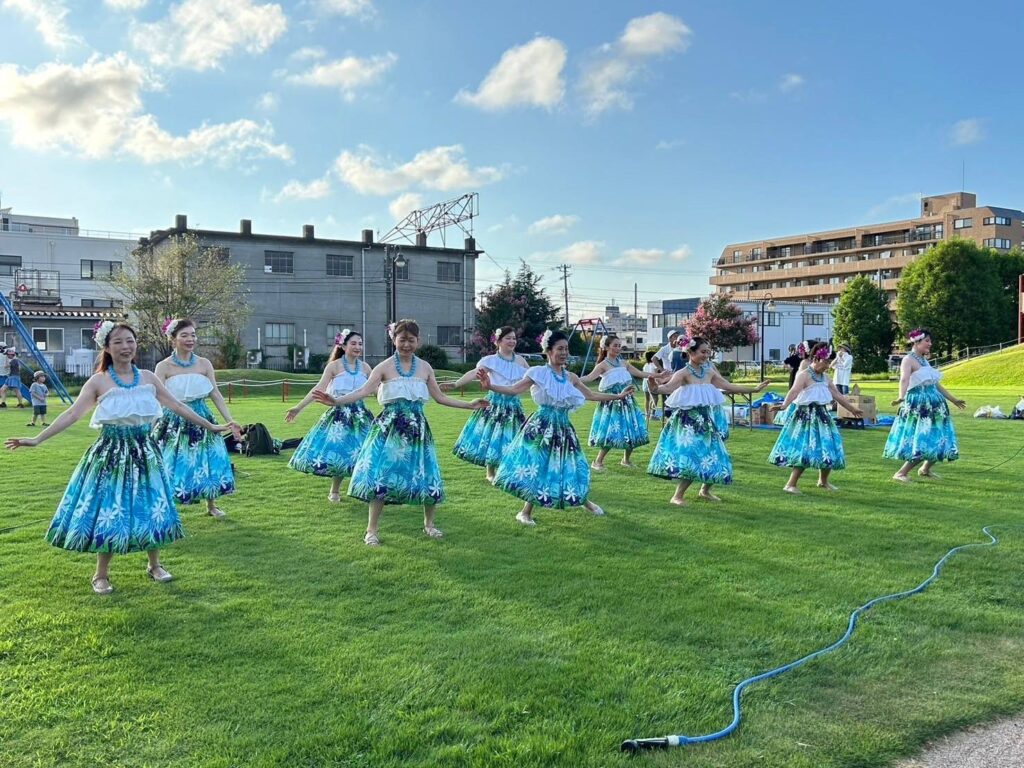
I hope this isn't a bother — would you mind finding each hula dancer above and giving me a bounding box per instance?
[768,342,862,494]
[312,319,487,546]
[884,328,965,482]
[445,326,528,482]
[578,334,661,470]
[774,340,811,425]
[4,322,234,594]
[152,318,237,518]
[647,337,768,504]
[479,330,634,526]
[287,329,374,502]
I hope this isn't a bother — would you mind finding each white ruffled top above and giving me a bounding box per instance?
[91,384,163,427]
[909,363,941,390]
[794,376,833,405]
[597,364,633,392]
[164,373,213,402]
[330,367,368,396]
[526,366,585,411]
[477,354,527,387]
[377,377,429,405]
[666,382,726,409]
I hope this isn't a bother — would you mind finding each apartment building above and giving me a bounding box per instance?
[710,192,1023,306]
[142,215,479,366]
[603,305,646,350]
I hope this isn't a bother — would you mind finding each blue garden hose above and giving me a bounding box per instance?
[621,526,1003,752]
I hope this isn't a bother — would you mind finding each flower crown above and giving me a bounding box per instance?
[813,346,831,361]
[538,329,553,350]
[685,336,698,351]
[334,328,353,346]
[93,320,115,349]
[908,329,927,343]
[161,317,178,339]
[387,322,397,340]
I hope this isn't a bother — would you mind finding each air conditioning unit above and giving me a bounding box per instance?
[246,350,262,368]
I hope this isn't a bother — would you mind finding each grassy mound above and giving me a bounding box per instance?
[941,345,1024,388]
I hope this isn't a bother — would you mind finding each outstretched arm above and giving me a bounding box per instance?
[712,371,769,395]
[648,370,685,396]
[5,376,101,449]
[936,383,966,409]
[477,369,533,396]
[148,373,236,435]
[314,362,385,406]
[780,374,808,409]
[286,362,337,421]
[624,361,658,379]
[427,370,488,410]
[828,381,863,416]
[577,361,607,384]
[572,373,633,402]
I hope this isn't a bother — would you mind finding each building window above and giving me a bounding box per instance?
[983,238,1012,249]
[763,312,780,327]
[984,216,1012,226]
[264,322,295,345]
[437,325,462,346]
[829,276,841,284]
[326,254,354,277]
[651,314,663,328]
[437,261,461,283]
[80,259,122,279]
[780,246,791,258]
[80,328,94,349]
[953,218,972,230]
[81,298,124,309]
[32,327,64,352]
[769,348,781,361]
[751,247,762,258]
[208,246,230,263]
[805,313,825,326]
[0,254,22,276]
[264,250,293,274]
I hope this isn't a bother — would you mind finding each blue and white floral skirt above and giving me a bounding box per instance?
[46,424,183,553]
[348,399,445,506]
[290,401,374,478]
[453,391,525,468]
[494,405,590,509]
[773,402,796,426]
[151,399,235,504]
[768,403,846,470]
[647,405,732,484]
[588,383,649,449]
[883,383,959,463]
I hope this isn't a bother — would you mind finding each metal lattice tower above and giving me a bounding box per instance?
[379,192,479,247]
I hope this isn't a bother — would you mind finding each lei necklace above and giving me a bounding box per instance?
[394,353,417,378]
[910,352,930,367]
[685,362,708,379]
[547,364,567,384]
[171,351,197,368]
[809,370,826,383]
[109,365,140,389]
[342,356,361,376]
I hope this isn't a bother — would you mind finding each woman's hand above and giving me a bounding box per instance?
[475,369,492,391]
[952,398,966,410]
[227,421,243,440]
[468,398,489,410]
[311,390,338,407]
[5,436,38,450]
[756,379,770,392]
[439,381,456,393]
[285,406,301,423]
[619,385,636,399]
[891,397,904,407]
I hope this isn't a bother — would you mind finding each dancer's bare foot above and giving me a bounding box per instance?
[619,460,635,468]
[917,469,941,479]
[892,473,912,483]
[669,494,687,506]
[515,511,536,527]
[817,482,839,491]
[590,461,605,473]
[486,469,496,483]
[698,489,722,502]
[783,485,801,495]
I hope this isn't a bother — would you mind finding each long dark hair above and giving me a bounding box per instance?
[596,334,618,363]
[328,330,362,363]
[95,323,138,373]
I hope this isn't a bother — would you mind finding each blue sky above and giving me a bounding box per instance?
[1,0,1021,320]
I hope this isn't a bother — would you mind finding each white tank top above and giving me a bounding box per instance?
[163,373,213,402]
[90,385,163,428]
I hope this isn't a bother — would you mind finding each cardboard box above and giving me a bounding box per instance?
[838,393,876,423]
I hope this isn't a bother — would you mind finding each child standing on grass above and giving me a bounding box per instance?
[479,330,634,526]
[27,371,49,426]
[312,318,488,546]
[647,337,769,505]
[884,328,965,482]
[287,329,374,503]
[578,334,662,471]
[768,342,862,494]
[641,351,662,421]
[4,322,235,595]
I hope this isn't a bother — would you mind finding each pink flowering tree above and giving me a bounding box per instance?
[468,262,561,359]
[685,294,758,352]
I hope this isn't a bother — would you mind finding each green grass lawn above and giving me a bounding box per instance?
[942,345,1024,388]
[2,383,1023,767]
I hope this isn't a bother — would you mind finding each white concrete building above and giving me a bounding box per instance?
[603,304,646,350]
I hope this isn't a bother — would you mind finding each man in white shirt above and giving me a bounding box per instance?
[655,330,680,371]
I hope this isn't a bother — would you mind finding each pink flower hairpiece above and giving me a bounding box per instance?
[684,336,698,351]
[335,328,352,346]
[161,317,176,338]
[908,328,926,343]
[490,331,499,345]
[813,346,830,361]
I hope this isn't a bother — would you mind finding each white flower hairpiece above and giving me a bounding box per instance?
[161,317,177,338]
[685,336,698,351]
[387,322,397,340]
[599,335,609,349]
[539,329,553,351]
[908,328,927,343]
[93,320,115,349]
[335,328,353,346]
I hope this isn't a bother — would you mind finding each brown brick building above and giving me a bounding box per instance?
[711,192,1022,306]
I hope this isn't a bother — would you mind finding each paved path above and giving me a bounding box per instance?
[896,717,1024,767]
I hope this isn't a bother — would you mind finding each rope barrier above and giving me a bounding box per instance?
[621,525,1006,753]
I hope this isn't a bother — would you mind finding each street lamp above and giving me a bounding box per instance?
[758,292,775,380]
[385,248,408,355]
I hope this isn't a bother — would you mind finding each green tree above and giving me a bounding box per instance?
[469,261,561,357]
[685,294,758,352]
[107,234,251,359]
[896,240,1002,356]
[990,248,1024,344]
[832,275,895,373]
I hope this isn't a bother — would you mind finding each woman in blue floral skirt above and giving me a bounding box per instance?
[768,342,862,494]
[5,322,235,594]
[578,334,662,471]
[313,319,487,546]
[648,336,768,505]
[884,328,965,482]
[287,328,374,502]
[445,326,529,482]
[478,330,635,526]
[152,318,237,518]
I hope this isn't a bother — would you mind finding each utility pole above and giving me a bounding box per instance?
[555,264,571,327]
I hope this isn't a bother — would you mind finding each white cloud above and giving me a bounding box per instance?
[257,91,279,110]
[334,144,503,195]
[614,244,691,265]
[528,214,579,235]
[455,37,567,111]
[950,118,983,146]
[290,46,326,61]
[619,12,693,56]
[1,0,82,51]
[864,192,922,221]
[0,54,292,165]
[104,0,147,10]
[314,0,374,18]
[533,240,604,265]
[287,53,397,100]
[274,177,331,202]
[131,0,288,71]
[655,138,685,150]
[388,192,423,221]
[669,245,692,260]
[779,73,804,92]
[580,12,691,117]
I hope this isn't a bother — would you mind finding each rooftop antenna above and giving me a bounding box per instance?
[379,192,479,247]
